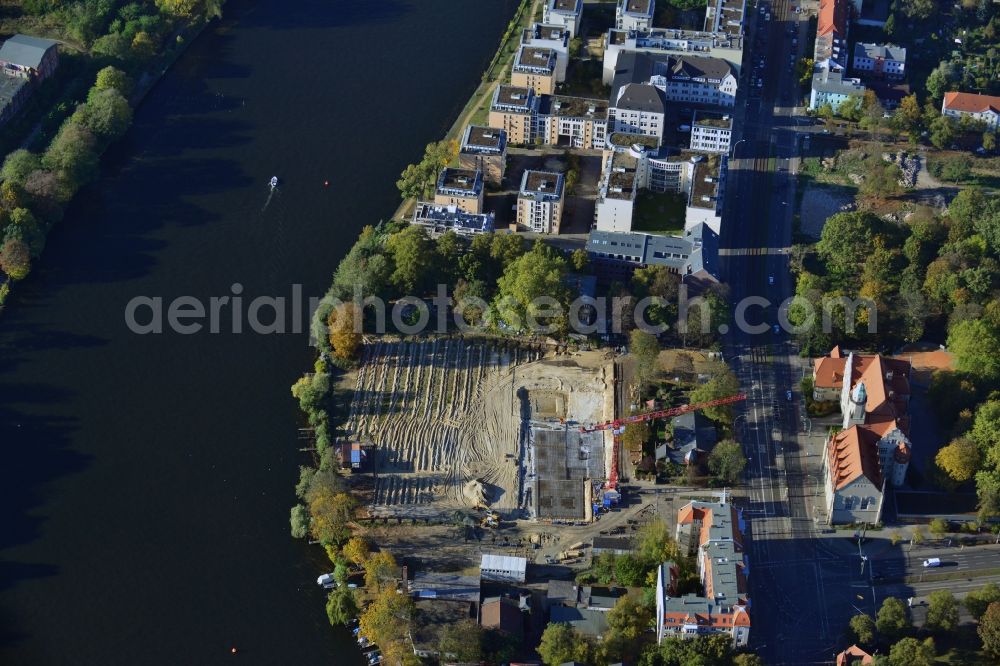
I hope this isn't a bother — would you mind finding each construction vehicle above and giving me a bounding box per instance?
[581,393,747,489]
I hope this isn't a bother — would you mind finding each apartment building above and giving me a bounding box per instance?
[603,28,743,85]
[522,23,570,80]
[852,43,906,80]
[516,170,564,234]
[814,0,849,72]
[942,92,1000,130]
[611,52,738,122]
[703,0,746,37]
[689,111,732,153]
[809,68,865,112]
[586,224,719,285]
[411,202,495,238]
[815,347,913,524]
[594,137,726,234]
[617,0,656,31]
[609,83,666,138]
[511,46,560,94]
[489,85,539,144]
[538,95,608,149]
[433,167,484,214]
[459,126,507,186]
[542,0,583,38]
[656,500,750,647]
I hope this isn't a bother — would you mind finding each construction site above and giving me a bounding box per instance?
[342,339,615,521]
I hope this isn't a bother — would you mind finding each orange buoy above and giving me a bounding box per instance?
[323,180,330,187]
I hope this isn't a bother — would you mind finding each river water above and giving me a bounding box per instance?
[0,1,516,662]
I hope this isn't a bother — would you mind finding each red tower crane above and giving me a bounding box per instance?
[582,393,747,489]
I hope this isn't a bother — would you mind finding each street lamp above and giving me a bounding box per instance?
[730,138,749,159]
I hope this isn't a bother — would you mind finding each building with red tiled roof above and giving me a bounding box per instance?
[656,500,750,647]
[941,92,1000,130]
[836,644,874,665]
[814,0,849,71]
[815,347,913,524]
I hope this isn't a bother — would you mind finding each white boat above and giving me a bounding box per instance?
[317,573,335,588]
[269,176,278,189]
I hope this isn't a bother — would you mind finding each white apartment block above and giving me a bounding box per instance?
[609,83,665,138]
[852,43,906,79]
[617,0,655,31]
[543,0,583,38]
[517,170,565,234]
[689,112,732,153]
[522,23,570,81]
[603,28,744,85]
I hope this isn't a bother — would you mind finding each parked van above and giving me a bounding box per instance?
[922,558,941,568]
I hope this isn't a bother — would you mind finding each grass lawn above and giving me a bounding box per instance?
[632,191,687,236]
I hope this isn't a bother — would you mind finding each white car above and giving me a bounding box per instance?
[768,275,775,285]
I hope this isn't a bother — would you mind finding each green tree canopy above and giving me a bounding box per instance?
[385,224,434,294]
[538,622,592,665]
[492,242,569,335]
[925,589,959,634]
[876,596,911,641]
[979,601,1000,660]
[0,149,42,185]
[888,637,935,666]
[707,439,747,485]
[965,582,1000,620]
[849,613,876,646]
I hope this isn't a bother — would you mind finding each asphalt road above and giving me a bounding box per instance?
[716,0,871,662]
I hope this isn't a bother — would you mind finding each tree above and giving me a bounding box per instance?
[688,362,740,423]
[570,247,589,272]
[42,122,98,188]
[289,504,309,538]
[342,536,370,566]
[6,207,45,257]
[928,518,950,538]
[707,439,746,484]
[155,0,202,16]
[326,586,358,626]
[849,613,876,646]
[359,588,414,664]
[603,596,653,662]
[888,637,935,666]
[493,243,569,334]
[979,601,1000,659]
[635,520,681,568]
[948,318,1000,380]
[965,582,1000,620]
[899,0,937,19]
[538,622,592,665]
[876,596,911,641]
[290,371,331,414]
[652,634,733,665]
[893,94,923,138]
[386,224,434,294]
[0,238,30,280]
[308,490,355,545]
[614,554,647,586]
[732,655,764,666]
[935,437,981,483]
[911,529,925,547]
[93,66,133,97]
[363,551,398,592]
[439,619,483,662]
[76,88,132,141]
[985,132,997,153]
[630,329,661,388]
[327,303,361,363]
[0,149,41,185]
[929,115,956,149]
[925,590,960,634]
[817,212,877,278]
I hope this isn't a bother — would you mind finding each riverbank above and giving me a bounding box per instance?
[0,8,220,310]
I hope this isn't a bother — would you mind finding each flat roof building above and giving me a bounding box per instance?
[517,170,565,234]
[617,0,656,31]
[512,46,560,94]
[489,85,539,145]
[412,202,495,238]
[459,125,508,185]
[434,167,484,214]
[522,23,571,80]
[543,0,583,38]
[480,553,527,583]
[690,111,733,153]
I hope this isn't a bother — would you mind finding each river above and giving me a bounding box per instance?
[0,1,517,662]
